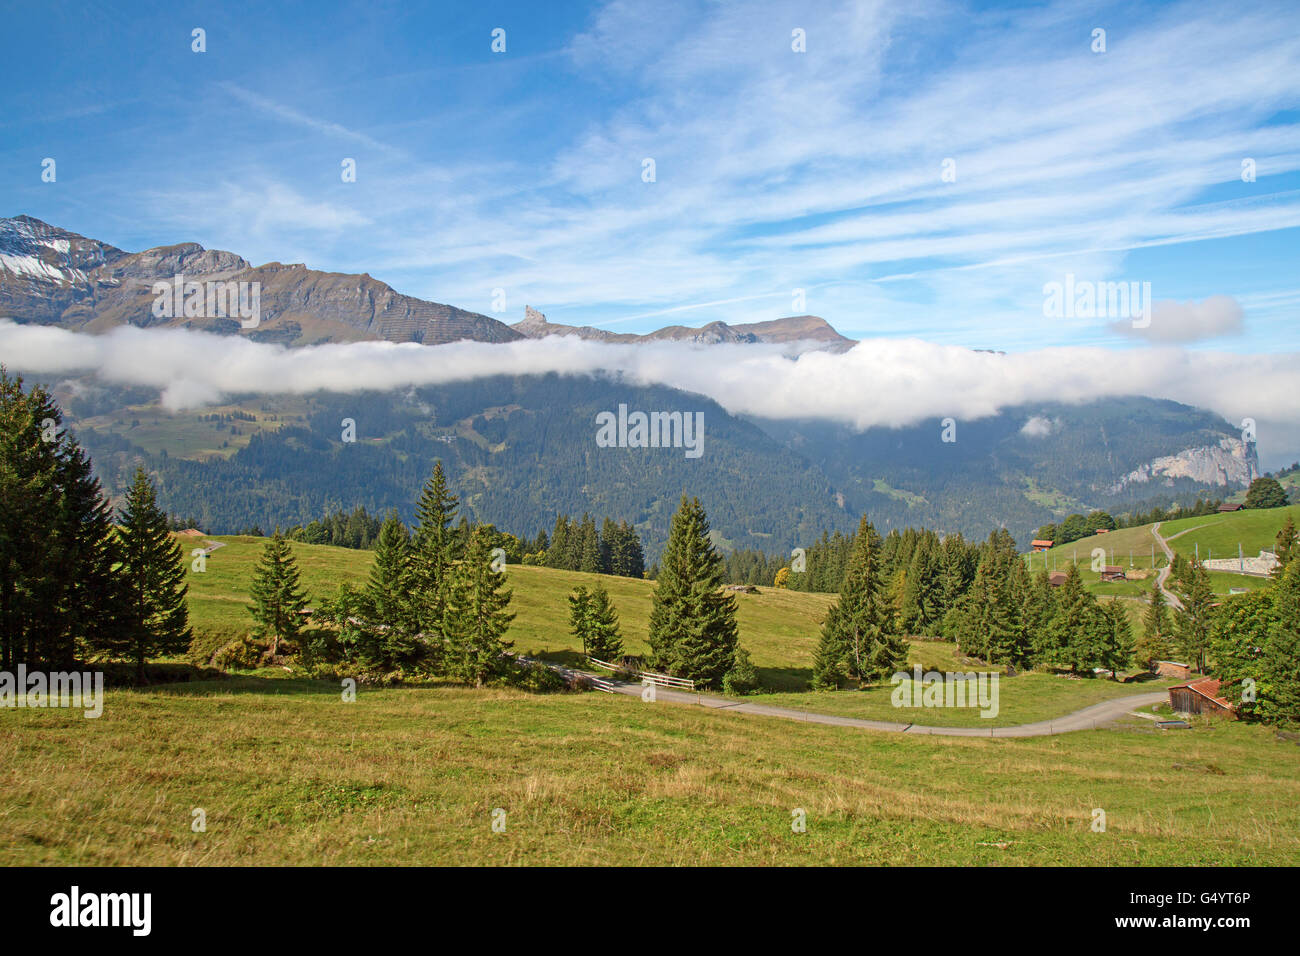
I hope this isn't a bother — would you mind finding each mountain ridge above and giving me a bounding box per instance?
[1,216,856,351]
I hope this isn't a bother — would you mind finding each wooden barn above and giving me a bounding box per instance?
[1047,571,1068,587]
[1031,539,1054,552]
[1155,660,1191,679]
[1169,677,1237,719]
[1217,503,1244,513]
[1100,565,1126,582]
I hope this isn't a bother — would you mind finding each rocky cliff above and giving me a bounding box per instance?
[1108,436,1259,492]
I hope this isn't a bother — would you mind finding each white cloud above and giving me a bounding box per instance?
[1110,295,1245,343]
[3,322,1296,444]
[1020,416,1056,438]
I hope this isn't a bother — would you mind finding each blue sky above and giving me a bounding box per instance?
[3,0,1298,352]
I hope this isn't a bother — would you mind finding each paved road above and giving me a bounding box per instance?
[1151,522,1185,611]
[522,656,1170,737]
[594,675,1168,738]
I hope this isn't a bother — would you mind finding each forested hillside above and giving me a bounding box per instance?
[62,376,1252,559]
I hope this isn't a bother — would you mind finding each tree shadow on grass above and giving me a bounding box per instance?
[755,666,812,693]
[145,673,466,698]
[523,648,590,669]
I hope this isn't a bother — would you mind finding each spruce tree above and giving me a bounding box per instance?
[937,533,972,622]
[900,534,941,636]
[812,516,904,687]
[1093,599,1134,679]
[578,514,601,574]
[1260,557,1300,723]
[647,496,738,687]
[0,369,125,669]
[569,582,623,661]
[1134,581,1172,668]
[1044,564,1097,673]
[1176,559,1215,673]
[1024,568,1058,664]
[411,461,459,639]
[442,525,515,687]
[547,515,572,569]
[568,586,592,657]
[617,520,645,578]
[368,510,415,630]
[248,531,309,659]
[116,467,192,681]
[1274,515,1297,577]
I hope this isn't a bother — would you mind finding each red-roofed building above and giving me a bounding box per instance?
[1169,677,1237,719]
[1031,539,1053,552]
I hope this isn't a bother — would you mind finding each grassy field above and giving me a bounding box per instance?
[1158,504,1300,561]
[1024,505,1298,596]
[185,535,375,661]
[2,677,1297,866]
[184,536,836,690]
[186,534,1179,725]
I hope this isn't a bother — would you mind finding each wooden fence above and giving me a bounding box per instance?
[587,657,696,691]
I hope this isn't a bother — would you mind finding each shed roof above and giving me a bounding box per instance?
[1169,677,1235,711]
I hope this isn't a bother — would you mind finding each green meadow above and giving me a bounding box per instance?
[2,677,1297,866]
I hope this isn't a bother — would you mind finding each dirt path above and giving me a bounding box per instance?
[1151,521,1185,610]
[603,682,1168,737]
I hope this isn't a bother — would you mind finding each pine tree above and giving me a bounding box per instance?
[1044,563,1097,673]
[1023,568,1057,664]
[368,510,414,629]
[248,531,309,659]
[411,461,459,640]
[116,467,192,681]
[1259,557,1300,723]
[1275,515,1297,577]
[812,516,905,687]
[568,586,592,657]
[900,534,941,636]
[578,514,601,574]
[1134,582,1172,668]
[617,520,645,578]
[1093,599,1134,679]
[0,369,124,669]
[569,583,623,661]
[647,496,738,687]
[547,515,572,569]
[723,645,759,695]
[937,533,972,622]
[442,525,515,687]
[1176,559,1215,673]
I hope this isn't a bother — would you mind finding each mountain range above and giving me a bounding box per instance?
[1,215,1268,554]
[0,215,851,350]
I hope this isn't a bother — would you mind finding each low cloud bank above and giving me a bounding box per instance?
[1,320,1295,436]
[1110,295,1245,343]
